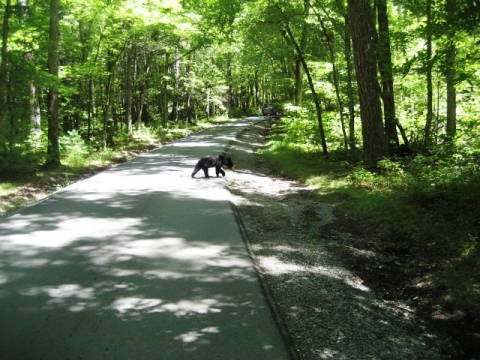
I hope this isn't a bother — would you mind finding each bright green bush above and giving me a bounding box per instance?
[60,130,90,167]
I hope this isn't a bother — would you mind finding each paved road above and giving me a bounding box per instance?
[0,117,291,360]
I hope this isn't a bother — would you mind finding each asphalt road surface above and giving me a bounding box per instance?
[0,117,291,360]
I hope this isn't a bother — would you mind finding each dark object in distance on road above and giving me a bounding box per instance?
[262,103,282,116]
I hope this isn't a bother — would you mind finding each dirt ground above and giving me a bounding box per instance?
[1,119,479,358]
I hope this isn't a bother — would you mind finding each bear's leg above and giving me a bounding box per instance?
[191,167,200,178]
[216,166,225,177]
[202,167,210,177]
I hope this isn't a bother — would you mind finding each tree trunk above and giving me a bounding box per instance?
[315,7,348,155]
[227,52,234,114]
[376,0,399,154]
[294,1,310,106]
[294,59,303,105]
[0,0,12,154]
[344,15,357,161]
[206,88,210,120]
[347,0,387,165]
[445,43,456,138]
[162,52,170,126]
[185,52,193,123]
[18,0,40,131]
[254,70,260,108]
[171,47,180,122]
[88,78,94,142]
[46,0,61,167]
[137,53,151,130]
[87,34,102,143]
[424,0,434,148]
[445,0,456,138]
[29,83,41,128]
[125,44,133,134]
[103,51,116,150]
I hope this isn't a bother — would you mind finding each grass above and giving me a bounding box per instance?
[262,122,480,317]
[0,183,17,197]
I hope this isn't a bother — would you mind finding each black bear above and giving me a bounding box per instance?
[191,155,234,178]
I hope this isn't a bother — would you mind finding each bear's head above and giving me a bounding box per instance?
[224,156,234,169]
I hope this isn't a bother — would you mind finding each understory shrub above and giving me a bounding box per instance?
[60,130,90,167]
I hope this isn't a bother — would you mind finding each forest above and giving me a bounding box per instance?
[1,0,480,348]
[1,0,479,167]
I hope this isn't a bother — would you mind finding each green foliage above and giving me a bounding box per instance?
[0,129,46,178]
[60,130,90,168]
[270,104,322,153]
[0,150,35,178]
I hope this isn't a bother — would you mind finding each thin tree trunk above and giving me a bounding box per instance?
[344,15,357,161]
[171,47,180,122]
[283,23,328,157]
[137,53,151,131]
[0,0,12,154]
[254,70,260,109]
[423,0,434,148]
[87,33,103,143]
[17,0,40,131]
[376,0,399,154]
[185,52,193,123]
[227,52,234,114]
[206,88,210,121]
[125,44,133,134]
[102,44,126,149]
[103,56,115,150]
[294,1,310,105]
[445,0,457,139]
[88,78,93,141]
[314,7,348,155]
[46,0,61,167]
[162,52,170,126]
[29,83,40,128]
[445,41,456,138]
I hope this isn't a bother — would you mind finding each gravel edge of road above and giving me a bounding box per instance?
[224,118,457,359]
[229,197,300,360]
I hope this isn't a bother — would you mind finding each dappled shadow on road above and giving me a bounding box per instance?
[0,117,289,360]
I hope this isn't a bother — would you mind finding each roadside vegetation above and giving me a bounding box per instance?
[262,111,480,321]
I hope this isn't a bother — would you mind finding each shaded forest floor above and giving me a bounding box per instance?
[1,118,479,358]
